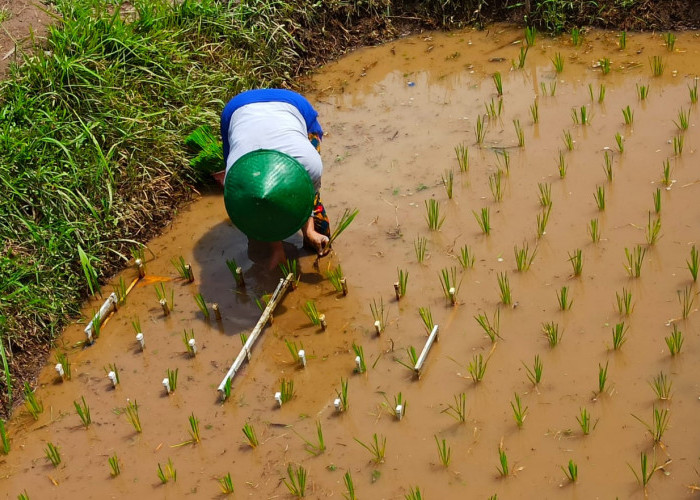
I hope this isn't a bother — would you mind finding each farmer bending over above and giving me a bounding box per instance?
[215,89,331,268]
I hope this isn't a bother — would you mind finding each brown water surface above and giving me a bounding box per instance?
[2,25,700,499]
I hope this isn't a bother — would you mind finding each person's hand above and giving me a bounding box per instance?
[306,231,330,257]
[212,170,226,187]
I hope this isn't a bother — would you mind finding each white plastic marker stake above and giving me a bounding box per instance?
[159,298,170,316]
[212,303,222,321]
[319,314,327,331]
[340,278,348,296]
[449,287,456,305]
[217,274,293,397]
[274,392,283,407]
[355,355,362,372]
[108,371,118,388]
[334,398,342,411]
[55,363,65,379]
[395,404,404,421]
[298,349,307,368]
[188,338,197,355]
[374,320,382,335]
[394,282,401,301]
[136,333,145,350]
[84,292,118,343]
[135,258,145,278]
[414,324,440,378]
[162,378,171,394]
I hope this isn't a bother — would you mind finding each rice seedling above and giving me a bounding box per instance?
[615,132,625,153]
[523,355,543,386]
[493,72,503,96]
[219,473,234,495]
[542,321,562,347]
[458,244,475,269]
[652,188,662,214]
[124,399,142,433]
[475,115,486,145]
[171,256,194,282]
[441,169,454,199]
[568,249,583,276]
[511,393,528,428]
[468,353,488,382]
[661,158,672,187]
[302,300,323,327]
[226,258,245,288]
[616,287,634,315]
[157,458,177,484]
[679,285,695,319]
[525,25,536,46]
[598,361,609,394]
[688,245,698,282]
[561,460,578,482]
[104,363,120,388]
[154,282,174,313]
[330,208,359,245]
[530,99,539,124]
[571,27,582,46]
[650,371,672,400]
[279,379,295,404]
[577,407,592,435]
[0,420,8,454]
[664,32,676,51]
[279,258,300,288]
[552,52,564,73]
[664,323,684,356]
[489,170,504,202]
[298,420,326,456]
[637,83,650,100]
[514,46,529,69]
[619,30,627,49]
[588,218,601,243]
[74,396,91,428]
[563,129,574,151]
[435,435,451,467]
[222,377,232,401]
[496,149,511,173]
[455,142,469,172]
[414,236,428,263]
[55,352,72,380]
[355,433,386,464]
[594,185,605,211]
[673,134,684,155]
[352,343,367,374]
[548,80,557,96]
[442,393,467,422]
[475,309,501,342]
[473,207,491,235]
[182,329,196,356]
[283,463,307,497]
[325,264,344,293]
[392,392,406,420]
[690,80,698,104]
[370,298,387,333]
[557,151,567,178]
[650,55,665,76]
[396,346,419,372]
[113,276,128,305]
[344,471,356,500]
[497,445,509,477]
[406,487,423,500]
[485,98,499,119]
[193,292,210,320]
[556,286,573,310]
[571,105,591,125]
[598,83,607,103]
[675,107,690,131]
[439,266,461,305]
[23,382,43,420]
[242,422,258,448]
[538,182,552,207]
[633,405,670,443]
[514,243,537,272]
[513,119,525,147]
[622,105,634,125]
[425,199,445,230]
[497,272,512,305]
[646,213,662,245]
[18,492,29,500]
[166,368,178,393]
[419,306,434,333]
[629,451,656,489]
[335,377,349,412]
[611,322,629,350]
[108,454,120,477]
[536,204,552,239]
[624,245,647,277]
[600,57,611,75]
[44,442,61,467]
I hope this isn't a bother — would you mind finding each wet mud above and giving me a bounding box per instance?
[2,25,700,499]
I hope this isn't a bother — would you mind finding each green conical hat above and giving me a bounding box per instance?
[224,149,315,242]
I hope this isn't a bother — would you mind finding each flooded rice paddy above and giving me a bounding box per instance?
[2,24,700,499]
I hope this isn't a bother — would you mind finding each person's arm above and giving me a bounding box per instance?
[301,217,330,256]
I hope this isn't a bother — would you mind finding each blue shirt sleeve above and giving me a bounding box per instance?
[220,89,323,159]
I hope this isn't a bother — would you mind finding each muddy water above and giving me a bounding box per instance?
[3,25,700,499]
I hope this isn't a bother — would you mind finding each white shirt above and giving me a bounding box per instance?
[224,102,323,191]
